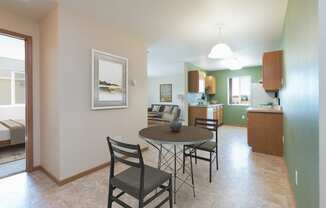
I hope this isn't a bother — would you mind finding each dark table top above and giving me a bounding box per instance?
[139,126,213,145]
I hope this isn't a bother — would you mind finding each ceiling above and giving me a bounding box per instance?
[0,0,288,76]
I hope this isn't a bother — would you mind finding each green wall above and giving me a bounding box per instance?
[281,0,319,207]
[207,66,261,126]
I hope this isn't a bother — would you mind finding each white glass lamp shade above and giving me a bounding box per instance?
[208,43,233,59]
[225,58,243,70]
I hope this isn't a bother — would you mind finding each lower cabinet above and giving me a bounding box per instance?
[214,106,224,126]
[247,111,283,156]
[188,105,223,126]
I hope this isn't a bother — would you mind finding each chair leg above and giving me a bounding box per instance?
[209,152,212,183]
[190,151,196,198]
[169,177,173,208]
[182,146,185,174]
[138,198,144,208]
[216,151,219,171]
[107,184,114,208]
[195,149,197,164]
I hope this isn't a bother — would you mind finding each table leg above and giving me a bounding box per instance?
[190,148,196,198]
[156,144,196,204]
[174,144,177,204]
[158,144,162,170]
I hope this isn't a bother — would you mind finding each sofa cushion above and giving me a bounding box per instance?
[162,113,175,122]
[163,105,173,113]
[152,105,160,112]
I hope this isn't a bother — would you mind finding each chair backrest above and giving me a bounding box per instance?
[106,137,144,177]
[195,118,218,141]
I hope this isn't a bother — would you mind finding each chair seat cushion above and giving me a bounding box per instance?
[189,141,217,152]
[111,165,170,198]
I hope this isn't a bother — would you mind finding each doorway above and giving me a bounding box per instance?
[0,29,33,178]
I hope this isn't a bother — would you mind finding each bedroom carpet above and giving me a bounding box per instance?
[0,144,25,165]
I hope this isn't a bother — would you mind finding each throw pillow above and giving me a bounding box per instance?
[164,106,173,113]
[152,105,160,112]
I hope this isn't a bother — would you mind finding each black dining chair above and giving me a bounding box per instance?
[183,118,219,183]
[107,137,173,208]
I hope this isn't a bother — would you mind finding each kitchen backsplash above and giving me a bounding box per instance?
[187,92,207,105]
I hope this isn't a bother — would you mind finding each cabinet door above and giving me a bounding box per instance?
[247,112,283,156]
[188,107,207,126]
[263,51,283,91]
[219,106,223,125]
[205,76,216,94]
[188,71,199,92]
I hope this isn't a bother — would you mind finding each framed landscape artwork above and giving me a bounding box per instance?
[160,84,172,102]
[91,49,128,110]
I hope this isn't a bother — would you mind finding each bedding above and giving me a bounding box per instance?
[0,119,25,145]
[0,123,10,141]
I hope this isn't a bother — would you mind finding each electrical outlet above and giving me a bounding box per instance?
[295,170,299,186]
[241,115,246,120]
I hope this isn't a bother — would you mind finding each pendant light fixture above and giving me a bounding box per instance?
[208,26,233,59]
[225,57,243,70]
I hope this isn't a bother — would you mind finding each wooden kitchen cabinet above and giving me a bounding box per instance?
[188,71,205,93]
[247,111,283,156]
[262,50,283,91]
[205,75,216,95]
[188,105,223,126]
[213,105,223,126]
[188,106,207,126]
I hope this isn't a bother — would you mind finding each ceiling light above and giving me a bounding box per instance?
[225,57,243,70]
[208,26,233,59]
[208,43,233,59]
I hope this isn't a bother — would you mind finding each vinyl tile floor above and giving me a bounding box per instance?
[0,126,296,208]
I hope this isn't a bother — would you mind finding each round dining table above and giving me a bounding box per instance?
[139,125,213,204]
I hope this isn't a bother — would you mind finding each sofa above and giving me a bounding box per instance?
[147,104,181,127]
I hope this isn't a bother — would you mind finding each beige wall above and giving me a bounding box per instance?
[0,8,41,166]
[38,6,148,180]
[39,7,61,178]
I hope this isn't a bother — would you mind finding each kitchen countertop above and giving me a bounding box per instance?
[247,106,283,114]
[189,104,224,108]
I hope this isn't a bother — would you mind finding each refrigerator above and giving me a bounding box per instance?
[250,83,276,107]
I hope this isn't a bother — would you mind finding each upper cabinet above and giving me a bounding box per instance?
[188,71,205,93]
[262,50,283,91]
[205,75,216,95]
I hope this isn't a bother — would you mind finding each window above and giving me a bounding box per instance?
[0,70,25,106]
[228,76,251,106]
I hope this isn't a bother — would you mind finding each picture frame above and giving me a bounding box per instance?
[160,84,172,102]
[91,49,128,110]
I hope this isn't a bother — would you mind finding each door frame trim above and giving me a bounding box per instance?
[0,28,34,172]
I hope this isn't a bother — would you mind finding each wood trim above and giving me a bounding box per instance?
[34,146,149,186]
[58,162,110,186]
[0,29,34,172]
[38,166,60,184]
[283,159,298,207]
[25,36,33,172]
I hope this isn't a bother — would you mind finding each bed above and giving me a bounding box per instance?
[0,119,25,146]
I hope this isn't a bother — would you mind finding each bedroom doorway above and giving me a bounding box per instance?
[0,30,33,178]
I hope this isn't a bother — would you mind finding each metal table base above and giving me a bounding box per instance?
[147,141,195,204]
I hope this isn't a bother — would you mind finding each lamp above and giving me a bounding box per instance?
[208,26,233,59]
[224,57,243,70]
